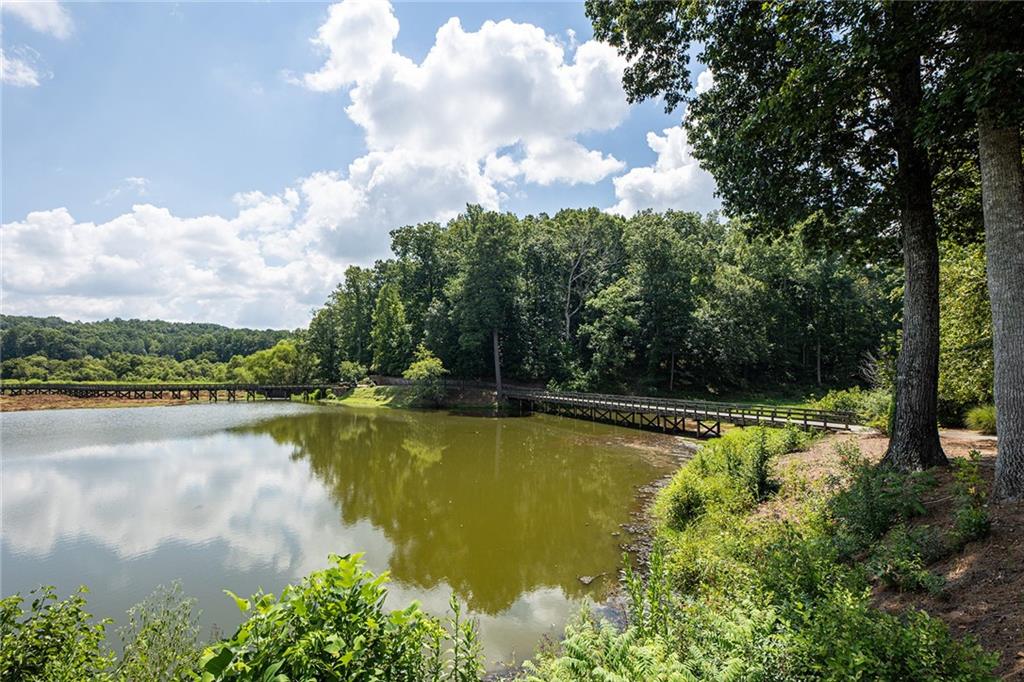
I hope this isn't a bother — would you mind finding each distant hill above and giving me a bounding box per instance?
[0,315,292,362]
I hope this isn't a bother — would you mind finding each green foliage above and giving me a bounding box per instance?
[306,206,894,394]
[938,243,994,424]
[227,339,310,384]
[403,345,448,406]
[950,451,991,548]
[828,442,935,559]
[117,582,200,682]
[868,525,945,594]
[522,611,688,682]
[965,405,997,435]
[656,427,807,532]
[0,586,115,681]
[2,352,231,383]
[371,283,412,376]
[811,387,892,434]
[338,360,368,385]
[0,315,288,363]
[199,553,482,681]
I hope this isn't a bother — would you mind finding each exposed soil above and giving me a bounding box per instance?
[769,430,1023,680]
[0,393,191,411]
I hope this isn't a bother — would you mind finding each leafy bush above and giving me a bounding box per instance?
[812,387,892,433]
[828,442,934,559]
[199,553,482,681]
[117,582,200,682]
[655,469,750,532]
[868,525,945,594]
[0,586,115,681]
[965,404,996,435]
[403,345,448,406]
[338,360,368,385]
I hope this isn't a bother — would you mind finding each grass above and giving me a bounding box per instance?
[965,404,996,434]
[320,385,422,409]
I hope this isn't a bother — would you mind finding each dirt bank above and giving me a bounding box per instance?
[0,393,191,411]
[770,430,1022,680]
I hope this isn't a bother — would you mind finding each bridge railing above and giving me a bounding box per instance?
[0,382,350,394]
[502,386,858,429]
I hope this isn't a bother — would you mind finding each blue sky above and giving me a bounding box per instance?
[2,1,718,328]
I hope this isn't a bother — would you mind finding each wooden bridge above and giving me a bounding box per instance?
[504,386,858,438]
[0,383,348,402]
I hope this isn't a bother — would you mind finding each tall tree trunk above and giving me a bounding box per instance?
[492,327,503,400]
[978,114,1024,501]
[883,36,946,470]
[670,350,675,391]
[816,338,822,386]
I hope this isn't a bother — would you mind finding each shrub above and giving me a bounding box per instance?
[655,470,750,532]
[338,360,368,385]
[199,553,482,681]
[403,345,448,406]
[117,581,200,682]
[965,404,996,435]
[812,387,892,433]
[0,586,115,681]
[868,525,945,594]
[828,442,934,559]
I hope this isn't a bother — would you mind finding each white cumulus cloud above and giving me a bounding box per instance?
[609,126,719,216]
[303,1,629,192]
[1,195,343,328]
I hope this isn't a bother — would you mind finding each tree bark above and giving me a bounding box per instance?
[978,114,1024,501]
[816,338,822,386]
[492,327,503,400]
[883,34,946,470]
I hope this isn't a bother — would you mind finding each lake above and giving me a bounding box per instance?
[0,402,681,667]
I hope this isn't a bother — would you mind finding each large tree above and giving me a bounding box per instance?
[943,3,1024,500]
[370,283,411,376]
[448,207,522,393]
[588,0,946,468]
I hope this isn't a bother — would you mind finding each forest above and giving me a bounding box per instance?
[0,316,290,363]
[302,205,991,426]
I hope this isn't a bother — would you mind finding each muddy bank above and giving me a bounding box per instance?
[0,393,191,412]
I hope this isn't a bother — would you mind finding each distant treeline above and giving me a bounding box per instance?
[306,207,899,393]
[0,316,291,363]
[1,340,309,385]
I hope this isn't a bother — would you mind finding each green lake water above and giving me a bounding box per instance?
[0,402,681,666]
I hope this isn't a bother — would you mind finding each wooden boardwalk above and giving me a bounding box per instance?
[504,386,858,438]
[0,382,348,401]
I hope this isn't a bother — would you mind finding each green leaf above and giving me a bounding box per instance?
[224,589,251,613]
[200,646,234,677]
